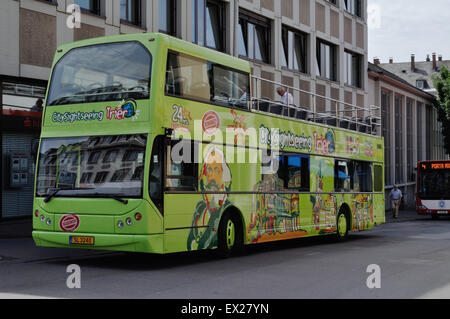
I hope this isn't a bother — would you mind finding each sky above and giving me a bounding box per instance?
[368,0,450,63]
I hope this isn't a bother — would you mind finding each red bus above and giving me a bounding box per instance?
[417,160,450,219]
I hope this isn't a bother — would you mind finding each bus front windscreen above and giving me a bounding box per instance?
[47,41,151,106]
[419,169,450,199]
[36,134,147,199]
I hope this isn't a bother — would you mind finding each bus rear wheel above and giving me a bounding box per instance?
[217,211,244,258]
[335,209,349,242]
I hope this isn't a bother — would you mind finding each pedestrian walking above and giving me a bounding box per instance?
[389,184,403,219]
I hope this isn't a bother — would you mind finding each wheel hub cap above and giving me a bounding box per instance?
[226,220,236,249]
[338,214,347,237]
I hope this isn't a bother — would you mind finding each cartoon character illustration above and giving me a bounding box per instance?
[187,146,232,251]
[350,194,373,231]
[247,172,303,243]
[310,161,337,234]
[228,109,248,145]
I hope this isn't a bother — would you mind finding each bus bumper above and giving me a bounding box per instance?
[32,231,164,254]
[417,209,450,216]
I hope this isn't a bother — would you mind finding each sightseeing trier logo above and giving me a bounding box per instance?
[51,99,139,124]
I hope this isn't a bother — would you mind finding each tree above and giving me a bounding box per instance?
[433,66,450,155]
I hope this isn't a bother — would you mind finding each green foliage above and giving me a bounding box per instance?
[433,66,450,155]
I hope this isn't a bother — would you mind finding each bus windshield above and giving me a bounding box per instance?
[47,42,151,106]
[419,169,450,199]
[36,134,147,198]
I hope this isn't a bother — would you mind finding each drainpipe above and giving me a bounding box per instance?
[234,0,239,57]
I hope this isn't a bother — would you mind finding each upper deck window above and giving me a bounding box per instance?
[47,42,151,106]
[165,51,250,109]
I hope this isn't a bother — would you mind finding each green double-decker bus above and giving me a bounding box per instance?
[33,33,385,255]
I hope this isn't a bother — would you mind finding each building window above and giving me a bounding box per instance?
[281,26,307,73]
[327,0,338,5]
[344,50,362,88]
[159,0,176,35]
[417,102,423,161]
[120,0,141,26]
[344,0,362,17]
[103,150,119,163]
[94,172,109,183]
[407,99,414,182]
[111,169,131,183]
[426,105,432,160]
[238,11,271,64]
[316,39,336,81]
[416,80,428,90]
[382,91,391,185]
[75,0,100,15]
[192,0,225,52]
[394,95,403,184]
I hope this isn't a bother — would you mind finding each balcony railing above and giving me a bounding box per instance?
[250,75,381,136]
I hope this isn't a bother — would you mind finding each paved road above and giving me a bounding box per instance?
[2,216,450,299]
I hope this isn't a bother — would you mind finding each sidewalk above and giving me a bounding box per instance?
[0,218,32,239]
[384,208,420,223]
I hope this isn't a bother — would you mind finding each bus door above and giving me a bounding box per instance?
[162,139,200,253]
[372,164,385,225]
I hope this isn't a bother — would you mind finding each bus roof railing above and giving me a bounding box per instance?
[250,75,382,136]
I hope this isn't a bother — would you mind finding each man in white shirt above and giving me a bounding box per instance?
[389,184,403,219]
[277,87,294,106]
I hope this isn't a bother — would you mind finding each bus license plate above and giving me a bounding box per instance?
[70,236,95,245]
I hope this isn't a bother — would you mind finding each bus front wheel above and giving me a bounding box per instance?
[335,209,349,242]
[217,211,244,258]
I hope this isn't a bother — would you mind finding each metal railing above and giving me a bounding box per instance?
[250,75,382,136]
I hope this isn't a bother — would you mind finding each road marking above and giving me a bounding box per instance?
[0,293,56,299]
[419,283,450,299]
[409,232,450,240]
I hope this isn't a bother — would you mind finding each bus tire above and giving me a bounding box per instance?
[217,210,244,258]
[335,208,349,242]
[432,214,440,220]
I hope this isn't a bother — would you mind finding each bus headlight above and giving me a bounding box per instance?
[126,218,133,226]
[118,221,124,229]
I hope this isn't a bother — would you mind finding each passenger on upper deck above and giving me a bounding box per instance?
[276,87,294,106]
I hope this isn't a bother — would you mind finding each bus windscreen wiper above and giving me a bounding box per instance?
[43,187,95,203]
[44,188,62,203]
[104,194,129,205]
